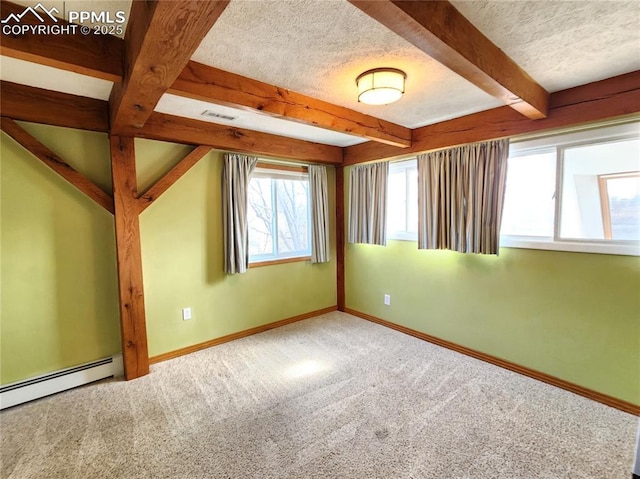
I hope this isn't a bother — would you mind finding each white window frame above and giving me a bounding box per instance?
[247,166,312,264]
[501,121,640,256]
[387,158,418,241]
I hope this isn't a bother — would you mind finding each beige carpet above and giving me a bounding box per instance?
[1,312,637,478]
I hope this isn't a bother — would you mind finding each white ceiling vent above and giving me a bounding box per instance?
[201,110,237,121]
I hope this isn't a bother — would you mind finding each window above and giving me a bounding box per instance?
[501,149,556,237]
[501,122,640,255]
[247,166,311,263]
[599,172,640,240]
[387,159,418,240]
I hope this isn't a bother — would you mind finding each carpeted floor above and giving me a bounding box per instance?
[1,312,637,478]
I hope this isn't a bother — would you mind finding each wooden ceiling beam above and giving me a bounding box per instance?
[171,61,412,148]
[343,71,640,165]
[0,81,342,163]
[109,0,229,133]
[0,81,110,132]
[0,3,411,148]
[0,0,122,81]
[127,113,343,165]
[348,0,549,119]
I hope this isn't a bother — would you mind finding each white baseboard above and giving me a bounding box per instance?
[0,355,123,410]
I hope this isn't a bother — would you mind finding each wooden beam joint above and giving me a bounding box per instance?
[110,0,230,133]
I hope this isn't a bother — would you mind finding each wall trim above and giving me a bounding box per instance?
[0,355,124,410]
[149,306,338,364]
[344,308,640,416]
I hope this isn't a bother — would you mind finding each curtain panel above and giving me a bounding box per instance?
[308,165,330,263]
[417,139,509,254]
[348,162,389,245]
[222,153,258,274]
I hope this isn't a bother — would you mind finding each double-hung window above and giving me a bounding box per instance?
[501,121,640,255]
[247,165,312,264]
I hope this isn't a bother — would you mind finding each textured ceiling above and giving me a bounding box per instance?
[191,0,503,129]
[2,0,639,146]
[450,0,640,92]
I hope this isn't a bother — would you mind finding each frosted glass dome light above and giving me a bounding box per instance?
[356,68,406,105]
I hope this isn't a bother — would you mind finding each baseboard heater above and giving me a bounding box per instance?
[0,355,123,410]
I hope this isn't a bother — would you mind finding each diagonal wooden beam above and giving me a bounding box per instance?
[348,0,549,119]
[171,61,412,148]
[0,117,114,213]
[110,0,229,133]
[343,71,640,165]
[129,112,344,165]
[0,0,122,81]
[0,81,110,132]
[137,145,212,213]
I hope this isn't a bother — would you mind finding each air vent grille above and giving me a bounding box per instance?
[202,110,237,121]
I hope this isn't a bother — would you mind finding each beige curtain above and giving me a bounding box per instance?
[222,153,258,274]
[417,139,509,254]
[308,165,330,263]
[348,162,389,245]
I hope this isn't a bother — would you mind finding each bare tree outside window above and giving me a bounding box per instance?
[247,174,310,260]
[276,179,309,253]
[247,177,273,256]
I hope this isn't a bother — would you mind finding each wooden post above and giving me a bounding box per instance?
[110,135,149,379]
[336,166,345,311]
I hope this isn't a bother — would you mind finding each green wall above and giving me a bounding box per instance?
[345,240,640,405]
[0,125,337,385]
[4,120,635,407]
[1,124,121,384]
[137,141,337,357]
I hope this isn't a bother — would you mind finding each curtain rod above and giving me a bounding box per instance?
[256,161,308,173]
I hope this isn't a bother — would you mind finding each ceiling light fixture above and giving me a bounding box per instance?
[356,68,406,105]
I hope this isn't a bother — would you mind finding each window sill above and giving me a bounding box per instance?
[388,232,418,242]
[249,256,311,268]
[385,235,640,256]
[500,236,640,256]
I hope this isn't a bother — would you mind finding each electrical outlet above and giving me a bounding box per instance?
[384,294,391,306]
[182,307,192,321]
